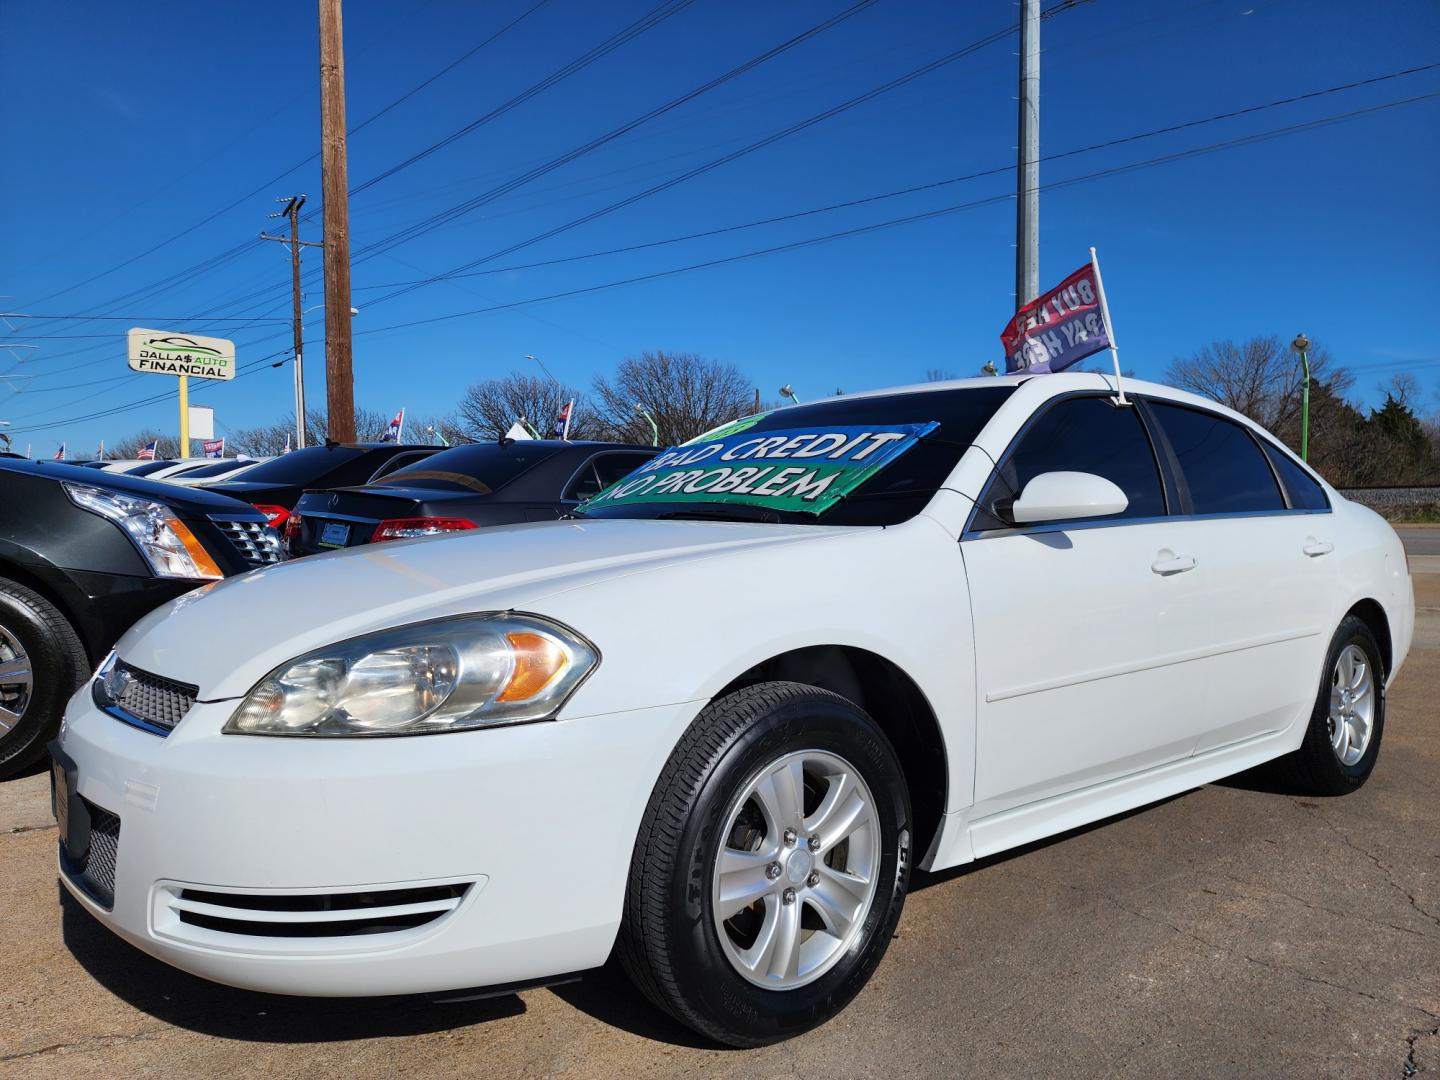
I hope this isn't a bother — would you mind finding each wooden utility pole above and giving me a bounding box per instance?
[260,195,322,449]
[318,0,356,441]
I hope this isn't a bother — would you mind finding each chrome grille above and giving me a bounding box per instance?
[213,518,284,569]
[109,662,198,733]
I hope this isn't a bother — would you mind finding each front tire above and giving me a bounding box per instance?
[0,578,88,779]
[1280,614,1386,795]
[617,681,911,1047]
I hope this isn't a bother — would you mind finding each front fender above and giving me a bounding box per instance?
[548,517,977,814]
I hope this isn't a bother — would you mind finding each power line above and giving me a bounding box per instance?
[347,61,1440,292]
[12,0,557,318]
[346,89,1440,338]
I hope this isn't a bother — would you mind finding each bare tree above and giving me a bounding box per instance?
[924,367,958,382]
[590,351,753,446]
[457,372,594,440]
[111,430,180,459]
[1164,335,1349,433]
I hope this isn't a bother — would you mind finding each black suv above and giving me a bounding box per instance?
[0,459,283,777]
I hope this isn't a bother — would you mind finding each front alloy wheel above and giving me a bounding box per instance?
[619,681,911,1047]
[712,749,881,989]
[0,623,33,735]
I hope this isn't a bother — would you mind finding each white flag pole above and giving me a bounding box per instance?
[1089,247,1128,406]
[397,408,406,443]
[562,398,574,441]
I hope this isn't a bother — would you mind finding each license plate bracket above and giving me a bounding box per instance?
[319,521,350,548]
[48,742,91,862]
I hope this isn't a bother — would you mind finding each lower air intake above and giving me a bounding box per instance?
[167,882,470,939]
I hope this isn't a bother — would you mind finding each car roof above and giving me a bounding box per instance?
[0,457,271,512]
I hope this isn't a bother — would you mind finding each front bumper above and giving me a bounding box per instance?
[55,684,698,997]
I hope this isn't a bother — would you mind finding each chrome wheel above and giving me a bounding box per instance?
[711,749,880,990]
[0,623,33,735]
[1328,643,1375,767]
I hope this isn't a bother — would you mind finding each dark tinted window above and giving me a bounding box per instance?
[369,450,433,481]
[128,459,179,477]
[226,445,369,485]
[376,443,562,494]
[1258,440,1329,510]
[179,458,251,479]
[565,452,654,500]
[1149,402,1284,515]
[980,395,1164,527]
[580,386,1015,526]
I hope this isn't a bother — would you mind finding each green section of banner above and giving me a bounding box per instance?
[581,422,937,517]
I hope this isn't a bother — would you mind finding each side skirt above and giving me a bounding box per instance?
[925,724,1305,872]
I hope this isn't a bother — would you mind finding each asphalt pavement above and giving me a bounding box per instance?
[3,547,1437,1078]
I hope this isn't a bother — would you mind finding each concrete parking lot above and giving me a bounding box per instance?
[3,554,1437,1077]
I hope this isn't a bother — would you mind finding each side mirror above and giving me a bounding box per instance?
[1010,471,1128,524]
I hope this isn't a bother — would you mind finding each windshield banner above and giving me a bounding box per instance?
[581,422,938,515]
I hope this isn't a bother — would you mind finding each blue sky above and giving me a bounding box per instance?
[2,0,1437,455]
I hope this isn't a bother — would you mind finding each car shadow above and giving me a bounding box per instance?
[58,886,525,1043]
[910,790,1194,893]
[547,962,722,1049]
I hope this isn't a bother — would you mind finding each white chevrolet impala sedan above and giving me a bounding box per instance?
[53,373,1413,1045]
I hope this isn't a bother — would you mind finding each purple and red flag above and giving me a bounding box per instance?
[1001,262,1111,374]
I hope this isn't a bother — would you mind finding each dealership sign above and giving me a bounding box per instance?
[581,422,937,516]
[127,328,236,380]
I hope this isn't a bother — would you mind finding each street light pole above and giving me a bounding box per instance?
[1015,0,1041,309]
[1292,332,1312,462]
[634,403,659,446]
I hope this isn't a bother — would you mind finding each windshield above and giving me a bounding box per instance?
[580,385,1014,526]
[223,445,368,484]
[375,442,562,494]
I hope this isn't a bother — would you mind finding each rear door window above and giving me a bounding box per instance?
[977,395,1165,529]
[1148,402,1284,515]
[565,452,654,500]
[1257,440,1329,511]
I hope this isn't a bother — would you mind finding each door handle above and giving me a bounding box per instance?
[1151,551,1197,576]
[1303,538,1334,558]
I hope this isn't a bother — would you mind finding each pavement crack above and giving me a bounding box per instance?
[1,1030,164,1063]
[4,823,56,835]
[1404,1020,1440,1077]
[1330,825,1440,931]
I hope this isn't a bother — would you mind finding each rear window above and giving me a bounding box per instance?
[1149,402,1284,515]
[376,443,563,494]
[228,445,369,485]
[179,459,251,479]
[127,460,178,477]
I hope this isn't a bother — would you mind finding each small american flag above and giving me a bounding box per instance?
[137,440,158,460]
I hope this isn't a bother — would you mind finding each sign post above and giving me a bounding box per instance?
[127,329,236,459]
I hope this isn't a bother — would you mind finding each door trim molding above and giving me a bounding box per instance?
[984,626,1322,703]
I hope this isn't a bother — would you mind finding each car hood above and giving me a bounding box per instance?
[117,516,842,699]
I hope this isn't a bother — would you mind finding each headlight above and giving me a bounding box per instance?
[64,482,222,580]
[224,614,599,737]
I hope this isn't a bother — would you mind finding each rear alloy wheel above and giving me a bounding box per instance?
[618,681,911,1047]
[0,579,89,779]
[1280,614,1386,796]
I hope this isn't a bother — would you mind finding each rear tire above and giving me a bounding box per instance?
[0,579,88,779]
[617,681,911,1047]
[1279,615,1385,796]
